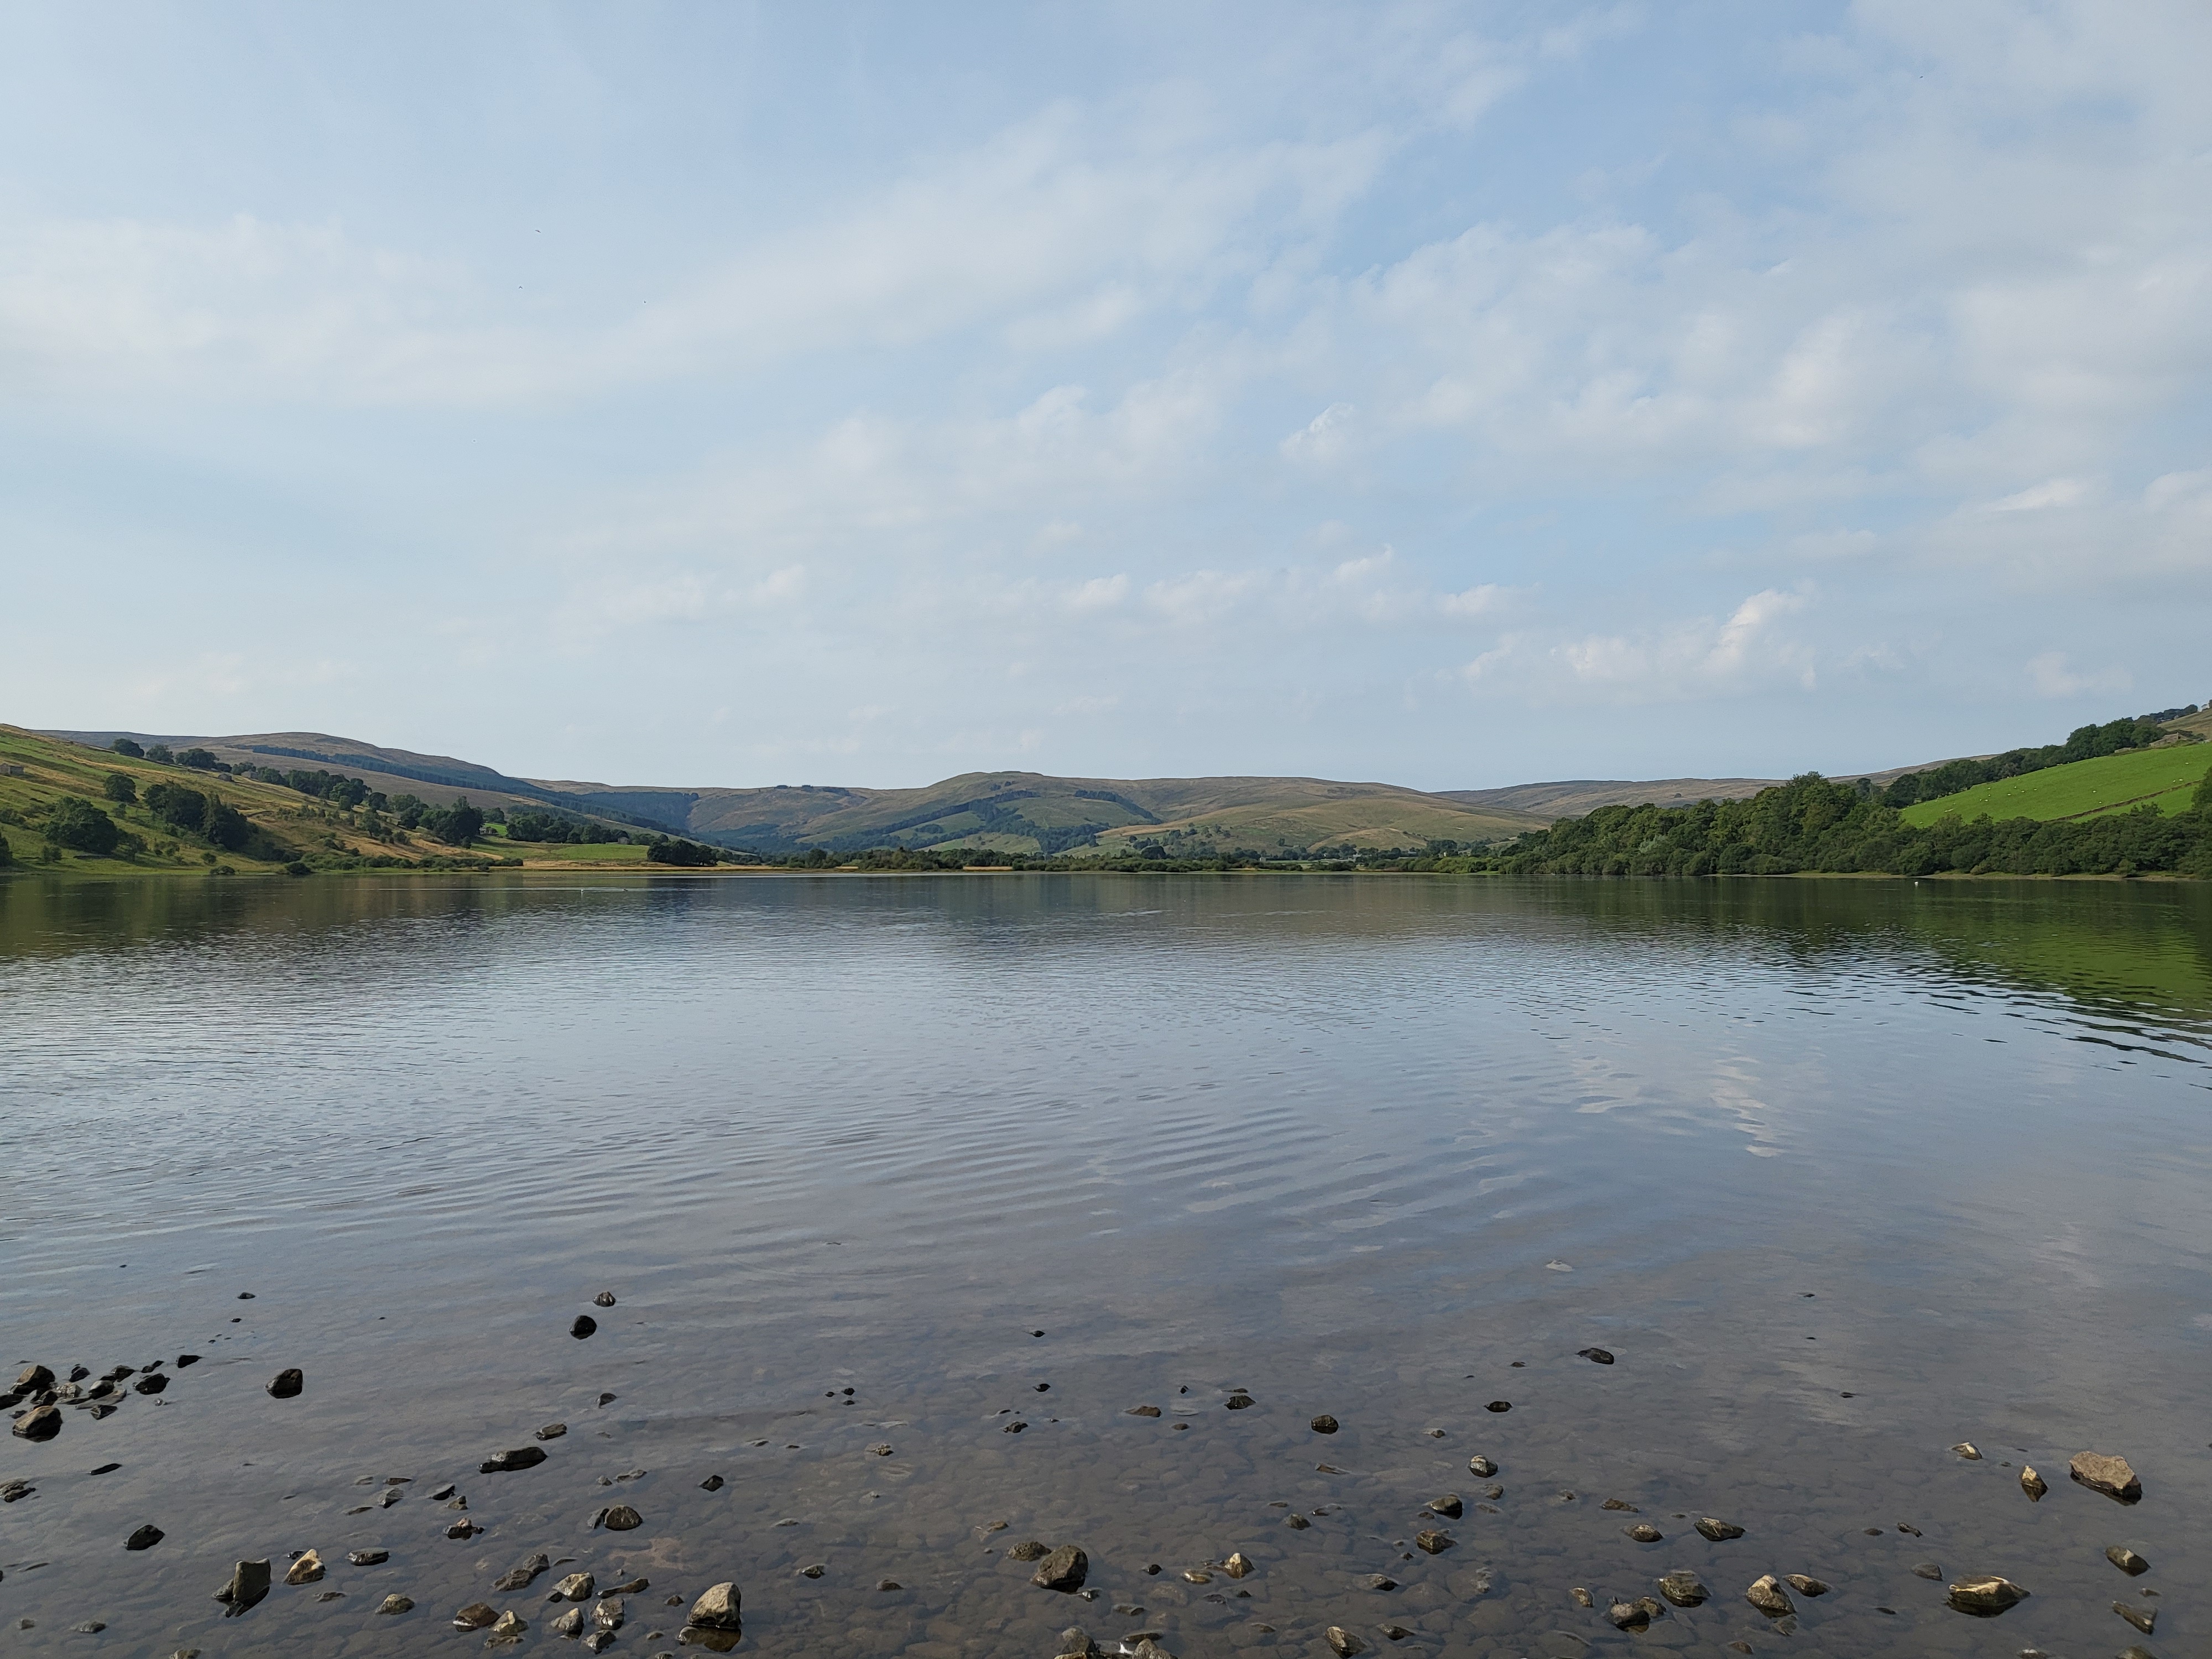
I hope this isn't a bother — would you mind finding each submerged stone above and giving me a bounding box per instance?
[1032,1546,1088,1592]
[1310,1415,1339,1434]
[1427,1495,1462,1519]
[452,1604,497,1631]
[1578,1347,1614,1364]
[1324,1627,1365,1657]
[2107,1543,2150,1575]
[1744,1575,1794,1618]
[571,1316,597,1339]
[124,1524,164,1551]
[481,1447,547,1473]
[2069,1451,2141,1503]
[1695,1516,1744,1542]
[266,1369,303,1399]
[1945,1575,2029,1616]
[1657,1571,1707,1607]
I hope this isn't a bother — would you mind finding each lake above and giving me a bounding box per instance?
[2,872,2208,1658]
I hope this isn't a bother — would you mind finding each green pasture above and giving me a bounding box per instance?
[1902,744,2212,826]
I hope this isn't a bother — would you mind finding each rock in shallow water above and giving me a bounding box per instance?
[1126,1405,1161,1417]
[1626,1525,1662,1543]
[1006,1541,1051,1561]
[1427,1495,1462,1519]
[1945,1575,2029,1616]
[1310,1415,1338,1433]
[125,1524,164,1551]
[601,1505,643,1531]
[11,1406,60,1442]
[487,1610,527,1643]
[1783,1574,1828,1596]
[1324,1627,1365,1656]
[1657,1571,1707,1607]
[1695,1516,1744,1542]
[1415,1531,1453,1555]
[284,1551,324,1585]
[2069,1451,2141,1503]
[593,1291,617,1307]
[377,1594,413,1616]
[552,1572,596,1601]
[453,1604,498,1631]
[688,1583,742,1631]
[348,1550,388,1567]
[481,1447,547,1473]
[1031,1546,1088,1592]
[493,1553,550,1592]
[2107,1543,2150,1575]
[1744,1575,1794,1618]
[1467,1455,1497,1478]
[1578,1347,1614,1364]
[571,1316,597,1340]
[215,1559,272,1612]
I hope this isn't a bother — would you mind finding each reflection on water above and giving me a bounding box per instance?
[1,872,2208,1658]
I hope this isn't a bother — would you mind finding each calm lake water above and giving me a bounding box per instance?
[3,873,2209,1659]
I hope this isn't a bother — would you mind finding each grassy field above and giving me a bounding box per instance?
[0,724,510,876]
[488,838,649,864]
[1901,742,2212,826]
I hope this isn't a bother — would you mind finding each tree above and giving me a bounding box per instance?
[145,782,208,833]
[109,738,144,759]
[424,796,484,846]
[647,838,721,867]
[46,796,122,855]
[145,743,174,764]
[103,771,138,804]
[177,747,222,771]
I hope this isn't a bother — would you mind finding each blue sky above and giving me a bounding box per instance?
[4,2,2208,789]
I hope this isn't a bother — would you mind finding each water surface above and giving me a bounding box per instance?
[3,873,2208,1657]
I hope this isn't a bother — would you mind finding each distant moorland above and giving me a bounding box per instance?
[9,703,2212,880]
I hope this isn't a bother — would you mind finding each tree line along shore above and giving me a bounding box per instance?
[5,714,2211,883]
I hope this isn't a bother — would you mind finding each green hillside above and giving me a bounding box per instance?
[1900,743,2212,826]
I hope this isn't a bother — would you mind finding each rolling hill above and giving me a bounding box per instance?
[1900,741,2212,827]
[40,731,1548,856]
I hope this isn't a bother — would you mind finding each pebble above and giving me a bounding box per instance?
[1694,1516,1745,1541]
[1182,1569,1211,1584]
[593,1597,625,1631]
[1363,1574,1397,1592]
[1744,1574,1795,1618]
[453,1604,498,1630]
[1,1480,32,1502]
[215,1559,272,1611]
[593,1291,617,1307]
[1782,1574,1829,1596]
[448,1520,484,1539]
[1467,1455,1497,1477]
[1577,1347,1614,1364]
[1031,1545,1089,1592]
[2019,1464,2047,1500]
[1224,1392,1254,1410]
[124,1524,164,1551]
[1284,1514,1310,1530]
[1126,1405,1161,1417]
[1324,1626,1365,1656]
[71,1621,106,1634]
[1950,1441,1981,1460]
[536,1422,568,1441]
[868,1443,894,1457]
[133,1373,169,1395]
[1310,1415,1339,1433]
[1600,1499,1637,1512]
[494,1554,551,1591]
[1626,1524,1663,1543]
[2107,1544,2150,1575]
[1223,1553,1253,1578]
[1379,1625,1411,1642]
[1006,1541,1051,1561]
[1426,1495,1462,1519]
[1568,1588,1594,1609]
[348,1550,389,1566]
[1414,1531,1453,1554]
[284,1550,325,1584]
[376,1593,414,1616]
[552,1572,597,1601]
[487,1610,528,1642]
[551,1608,583,1636]
[429,1484,456,1501]
[267,1368,304,1399]
[1607,1600,1649,1632]
[176,1355,199,1368]
[2069,1451,2142,1503]
[583,1633,614,1654]
[15,1366,55,1392]
[1484,1400,1510,1412]
[602,1504,643,1531]
[481,1447,548,1473]
[572,1316,597,1339]
[875,1578,900,1592]
[1657,1571,1707,1607]
[10,1405,60,1442]
[2114,1602,2156,1636]
[1945,1575,2029,1616]
[800,1564,825,1578]
[700,1474,725,1491]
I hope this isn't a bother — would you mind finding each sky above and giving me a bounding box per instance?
[3,1,2209,790]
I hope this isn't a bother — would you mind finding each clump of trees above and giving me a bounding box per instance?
[45,796,124,855]
[504,809,628,844]
[1464,770,2212,879]
[645,837,723,866]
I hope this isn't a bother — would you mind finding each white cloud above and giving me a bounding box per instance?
[2026,651,2131,699]
[1983,477,2093,512]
